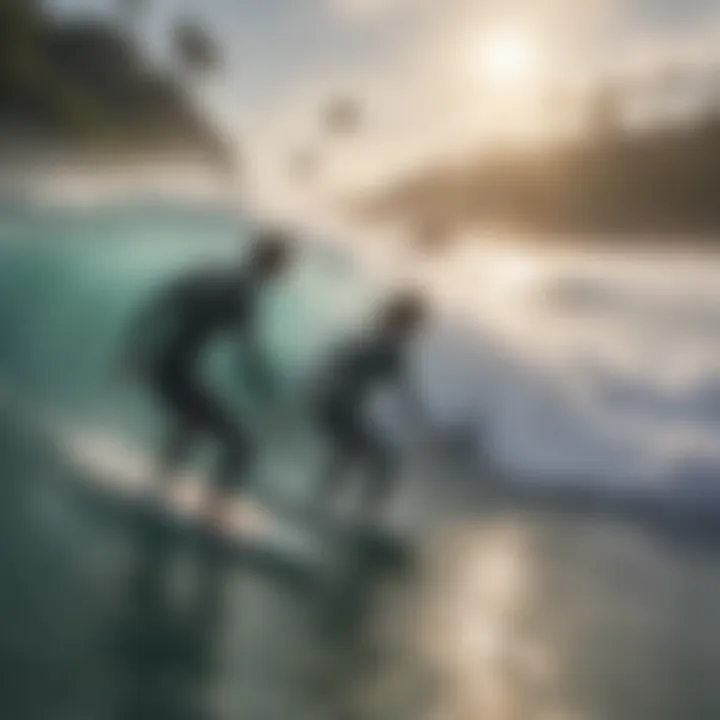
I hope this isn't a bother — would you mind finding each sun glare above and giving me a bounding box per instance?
[475,24,542,90]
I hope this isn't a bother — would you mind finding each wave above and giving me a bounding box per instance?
[2,203,720,509]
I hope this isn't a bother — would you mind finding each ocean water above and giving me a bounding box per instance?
[2,202,720,720]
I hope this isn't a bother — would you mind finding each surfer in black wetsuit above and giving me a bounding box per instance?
[313,292,428,521]
[117,230,293,523]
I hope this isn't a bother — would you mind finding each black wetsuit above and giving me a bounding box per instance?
[314,334,405,507]
[131,266,255,490]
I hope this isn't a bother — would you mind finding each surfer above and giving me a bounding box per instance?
[312,291,428,522]
[116,230,293,524]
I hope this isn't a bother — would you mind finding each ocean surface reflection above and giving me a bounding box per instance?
[3,406,720,720]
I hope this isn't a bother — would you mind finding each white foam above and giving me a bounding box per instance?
[402,242,720,492]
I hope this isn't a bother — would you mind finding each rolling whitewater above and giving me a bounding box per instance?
[3,200,720,720]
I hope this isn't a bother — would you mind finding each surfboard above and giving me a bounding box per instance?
[59,426,416,582]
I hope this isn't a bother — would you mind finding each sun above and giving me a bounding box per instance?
[474,24,542,90]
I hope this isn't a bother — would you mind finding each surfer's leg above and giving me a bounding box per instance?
[216,423,250,491]
[361,441,396,521]
[207,432,250,529]
[202,394,252,527]
[154,369,200,494]
[316,401,360,507]
[317,444,353,507]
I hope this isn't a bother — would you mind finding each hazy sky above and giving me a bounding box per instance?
[47,0,720,197]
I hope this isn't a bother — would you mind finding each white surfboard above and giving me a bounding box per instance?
[0,385,415,577]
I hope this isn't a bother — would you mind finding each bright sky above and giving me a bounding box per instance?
[47,0,720,204]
